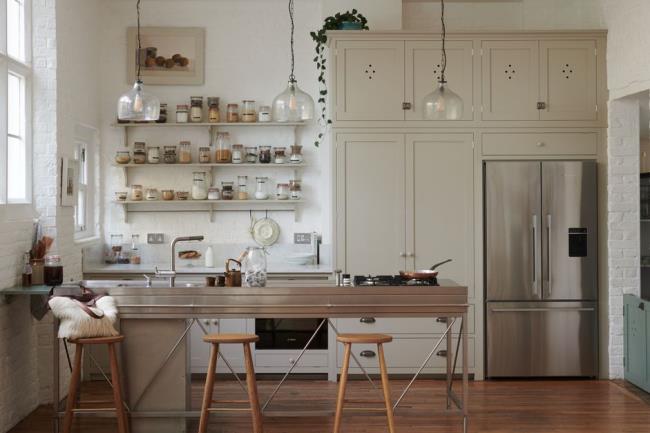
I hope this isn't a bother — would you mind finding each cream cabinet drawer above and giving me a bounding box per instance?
[255,350,328,368]
[482,133,598,156]
[337,336,475,369]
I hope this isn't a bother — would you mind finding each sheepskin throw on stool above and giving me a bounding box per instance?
[49,296,119,339]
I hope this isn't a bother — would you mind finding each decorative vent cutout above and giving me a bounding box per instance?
[562,63,574,79]
[364,64,376,80]
[504,64,516,80]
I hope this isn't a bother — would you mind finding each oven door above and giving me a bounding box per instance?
[255,319,328,350]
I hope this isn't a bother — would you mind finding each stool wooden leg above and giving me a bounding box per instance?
[108,342,129,433]
[333,342,351,433]
[243,343,263,433]
[62,343,83,433]
[377,343,395,433]
[198,343,219,433]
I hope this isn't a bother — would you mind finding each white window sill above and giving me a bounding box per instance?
[73,234,101,247]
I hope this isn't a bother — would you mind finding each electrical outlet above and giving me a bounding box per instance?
[294,233,312,244]
[147,233,165,244]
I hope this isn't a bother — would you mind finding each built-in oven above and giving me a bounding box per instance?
[255,319,328,350]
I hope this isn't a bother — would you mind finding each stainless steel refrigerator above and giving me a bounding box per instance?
[485,161,598,378]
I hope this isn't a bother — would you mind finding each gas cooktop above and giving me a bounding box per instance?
[353,275,439,287]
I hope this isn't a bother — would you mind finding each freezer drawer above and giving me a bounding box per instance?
[486,302,597,377]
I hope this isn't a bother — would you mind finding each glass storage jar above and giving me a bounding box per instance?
[147,146,160,164]
[258,146,272,164]
[290,145,303,164]
[145,188,159,201]
[214,132,232,163]
[273,147,287,164]
[179,141,192,163]
[255,177,269,200]
[238,175,248,200]
[192,172,209,200]
[115,150,131,164]
[207,97,220,123]
[221,181,234,200]
[161,189,175,200]
[163,145,177,164]
[176,104,189,123]
[190,96,203,122]
[226,104,239,122]
[130,184,143,201]
[258,105,271,122]
[289,179,302,200]
[199,147,211,163]
[133,142,146,164]
[44,255,63,286]
[232,144,244,164]
[242,247,267,287]
[208,187,220,200]
[276,183,289,200]
[156,103,168,123]
[245,146,258,163]
[241,100,256,123]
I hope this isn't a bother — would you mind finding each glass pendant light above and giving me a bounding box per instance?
[117,0,160,122]
[423,0,463,120]
[272,0,315,122]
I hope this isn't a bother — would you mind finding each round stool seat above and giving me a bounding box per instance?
[336,333,393,344]
[203,333,260,344]
[69,335,125,345]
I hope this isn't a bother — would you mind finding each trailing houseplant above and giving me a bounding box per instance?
[310,10,369,146]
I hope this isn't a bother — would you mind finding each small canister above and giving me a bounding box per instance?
[232,144,244,164]
[199,147,211,163]
[208,187,220,200]
[147,146,160,164]
[176,104,189,123]
[226,104,239,123]
[224,259,242,287]
[133,142,147,164]
[258,105,271,122]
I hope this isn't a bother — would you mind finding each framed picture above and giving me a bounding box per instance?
[127,27,205,85]
[60,157,77,207]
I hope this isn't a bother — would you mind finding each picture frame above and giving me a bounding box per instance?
[60,157,77,207]
[127,27,205,85]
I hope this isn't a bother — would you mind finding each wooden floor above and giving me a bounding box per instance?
[8,378,650,433]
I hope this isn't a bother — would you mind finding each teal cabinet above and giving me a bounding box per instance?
[624,294,650,393]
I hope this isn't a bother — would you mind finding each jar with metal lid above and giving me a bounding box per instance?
[255,177,269,200]
[245,146,257,163]
[192,172,209,200]
[273,147,287,164]
[161,189,175,200]
[130,184,143,201]
[147,146,160,164]
[164,145,177,164]
[156,103,168,123]
[176,104,189,123]
[199,147,211,163]
[214,132,232,163]
[258,105,271,122]
[115,150,131,164]
[44,255,63,286]
[221,181,234,200]
[145,188,159,201]
[276,183,290,200]
[232,144,244,164]
[226,104,239,122]
[179,141,192,163]
[290,145,303,164]
[133,142,146,164]
[258,146,272,164]
[190,96,203,122]
[289,179,302,200]
[207,97,220,123]
[241,100,256,123]
[208,187,220,200]
[238,175,248,200]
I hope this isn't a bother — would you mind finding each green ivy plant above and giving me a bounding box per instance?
[310,10,369,146]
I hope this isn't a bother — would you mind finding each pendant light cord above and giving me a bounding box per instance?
[289,0,296,82]
[136,0,142,82]
[440,0,447,83]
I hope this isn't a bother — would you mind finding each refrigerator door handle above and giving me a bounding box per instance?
[532,215,538,297]
[547,214,552,298]
[490,307,596,313]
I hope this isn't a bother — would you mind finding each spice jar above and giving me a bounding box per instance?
[115,150,131,164]
[255,177,269,200]
[190,96,203,122]
[226,104,239,122]
[131,184,143,201]
[238,175,248,200]
[147,146,160,164]
[289,179,302,200]
[176,104,189,123]
[161,189,175,200]
[145,188,159,201]
[133,142,147,164]
[176,191,189,200]
[290,145,303,164]
[214,132,232,163]
[208,187,220,200]
[44,255,63,286]
[258,105,271,122]
[232,144,244,164]
[192,171,209,200]
[207,97,220,123]
[241,100,256,123]
[259,146,272,164]
[179,141,192,163]
[221,181,234,200]
[245,146,258,163]
[199,147,211,163]
[156,103,168,123]
[273,147,287,164]
[276,183,290,200]
[115,191,128,201]
[164,145,177,164]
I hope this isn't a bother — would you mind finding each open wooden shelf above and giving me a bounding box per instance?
[111,122,306,127]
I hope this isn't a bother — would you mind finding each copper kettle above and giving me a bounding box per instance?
[224,259,242,287]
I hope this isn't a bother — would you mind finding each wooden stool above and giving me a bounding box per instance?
[198,333,263,433]
[334,334,395,433]
[62,335,129,433]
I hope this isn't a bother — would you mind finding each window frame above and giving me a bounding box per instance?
[73,124,99,242]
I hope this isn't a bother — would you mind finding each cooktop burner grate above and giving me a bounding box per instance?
[353,275,439,287]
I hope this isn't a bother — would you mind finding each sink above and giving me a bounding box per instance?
[80,280,204,289]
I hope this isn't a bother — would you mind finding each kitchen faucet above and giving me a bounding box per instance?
[155,235,204,287]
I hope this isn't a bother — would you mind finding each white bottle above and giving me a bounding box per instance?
[204,246,214,268]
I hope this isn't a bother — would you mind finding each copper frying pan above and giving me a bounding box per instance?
[399,259,452,280]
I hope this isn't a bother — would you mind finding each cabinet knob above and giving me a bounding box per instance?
[203,320,210,326]
[536,142,545,147]
[436,317,448,324]
[212,320,219,325]
[406,252,414,257]
[360,350,376,358]
[289,358,296,365]
[399,252,406,257]
[436,350,448,358]
[402,102,412,110]
[537,101,547,110]
[360,317,376,324]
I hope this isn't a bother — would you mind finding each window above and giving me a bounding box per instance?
[73,125,98,241]
[2,0,31,204]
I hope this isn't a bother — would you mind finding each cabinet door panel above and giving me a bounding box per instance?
[405,40,474,121]
[481,41,539,120]
[409,134,474,296]
[337,134,406,274]
[540,40,598,121]
[335,41,405,121]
